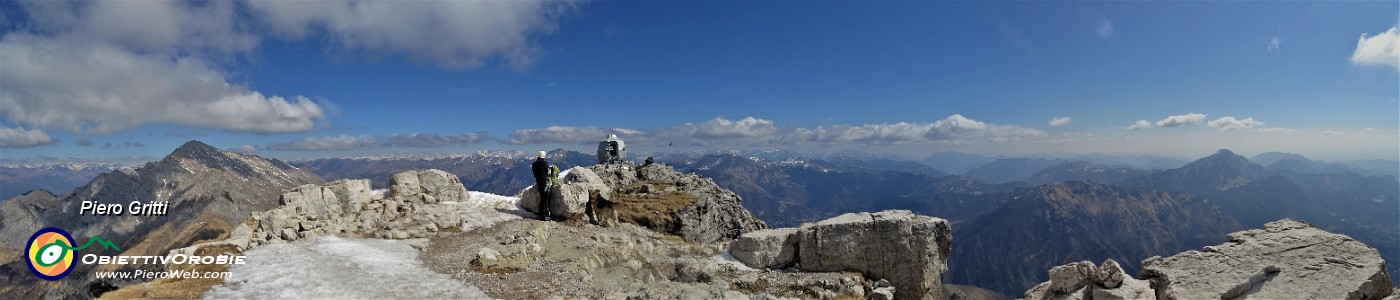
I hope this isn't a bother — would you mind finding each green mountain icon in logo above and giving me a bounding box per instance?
[45,236,123,253]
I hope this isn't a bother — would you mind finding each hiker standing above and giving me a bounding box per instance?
[531,150,553,221]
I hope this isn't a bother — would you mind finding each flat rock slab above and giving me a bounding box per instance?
[1141,219,1393,300]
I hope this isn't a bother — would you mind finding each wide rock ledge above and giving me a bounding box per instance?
[1141,219,1393,300]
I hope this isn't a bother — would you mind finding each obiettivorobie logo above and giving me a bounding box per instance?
[26,227,122,281]
[25,227,247,281]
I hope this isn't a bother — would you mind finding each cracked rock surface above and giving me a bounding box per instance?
[1141,219,1393,300]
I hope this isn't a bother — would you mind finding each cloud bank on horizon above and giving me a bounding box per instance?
[0,1,1395,161]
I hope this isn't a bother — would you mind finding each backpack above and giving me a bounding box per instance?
[548,165,562,187]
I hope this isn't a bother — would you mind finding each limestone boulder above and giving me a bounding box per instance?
[324,179,374,212]
[390,169,469,203]
[1141,219,1393,300]
[730,228,799,269]
[389,172,421,199]
[417,169,470,202]
[797,210,952,300]
[520,167,611,220]
[1025,259,1151,300]
[278,184,340,221]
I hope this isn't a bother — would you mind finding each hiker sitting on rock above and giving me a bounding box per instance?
[531,151,553,221]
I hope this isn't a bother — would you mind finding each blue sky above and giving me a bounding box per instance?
[0,1,1396,162]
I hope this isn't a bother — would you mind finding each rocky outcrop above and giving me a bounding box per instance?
[390,169,469,204]
[1141,219,1393,300]
[0,189,58,248]
[519,167,611,220]
[1022,219,1395,300]
[246,169,490,246]
[583,163,767,244]
[1023,259,1151,300]
[731,210,952,300]
[797,210,952,300]
[730,228,799,269]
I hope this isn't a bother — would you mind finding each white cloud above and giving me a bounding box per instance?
[507,126,643,145]
[1154,113,1206,128]
[1049,116,1073,127]
[238,145,258,153]
[379,132,491,148]
[1351,26,1399,70]
[1268,36,1282,52]
[510,117,779,145]
[1096,20,1115,39]
[1323,128,1378,135]
[268,132,490,151]
[0,35,326,134]
[17,1,259,55]
[1061,131,1095,138]
[789,114,1044,144]
[266,135,375,151]
[247,0,579,70]
[1126,120,1153,130]
[675,117,779,140]
[505,115,1044,147]
[1,0,581,138]
[0,126,55,148]
[1207,116,1267,131]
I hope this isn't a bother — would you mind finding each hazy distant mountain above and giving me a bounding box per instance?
[1024,161,1150,186]
[293,149,596,195]
[0,165,112,200]
[1120,149,1265,194]
[964,158,1067,184]
[1264,158,1353,175]
[1248,152,1354,175]
[670,154,1016,227]
[1339,159,1400,178]
[1249,151,1314,166]
[1202,175,1323,228]
[920,151,996,175]
[1065,153,1188,170]
[822,155,948,178]
[948,181,1241,295]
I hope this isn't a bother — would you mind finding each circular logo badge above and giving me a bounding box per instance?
[26,227,75,281]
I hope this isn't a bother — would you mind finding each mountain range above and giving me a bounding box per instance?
[3,143,1395,297]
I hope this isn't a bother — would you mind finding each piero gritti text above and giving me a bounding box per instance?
[80,200,170,216]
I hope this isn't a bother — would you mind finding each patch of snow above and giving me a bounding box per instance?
[458,191,528,231]
[711,252,756,272]
[205,236,488,299]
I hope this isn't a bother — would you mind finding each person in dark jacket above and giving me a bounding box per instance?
[531,150,552,221]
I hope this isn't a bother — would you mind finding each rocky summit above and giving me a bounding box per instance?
[521,162,769,244]
[1024,218,1395,300]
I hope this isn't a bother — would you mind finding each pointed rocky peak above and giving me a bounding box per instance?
[168,140,229,162]
[1182,149,1261,174]
[19,189,55,198]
